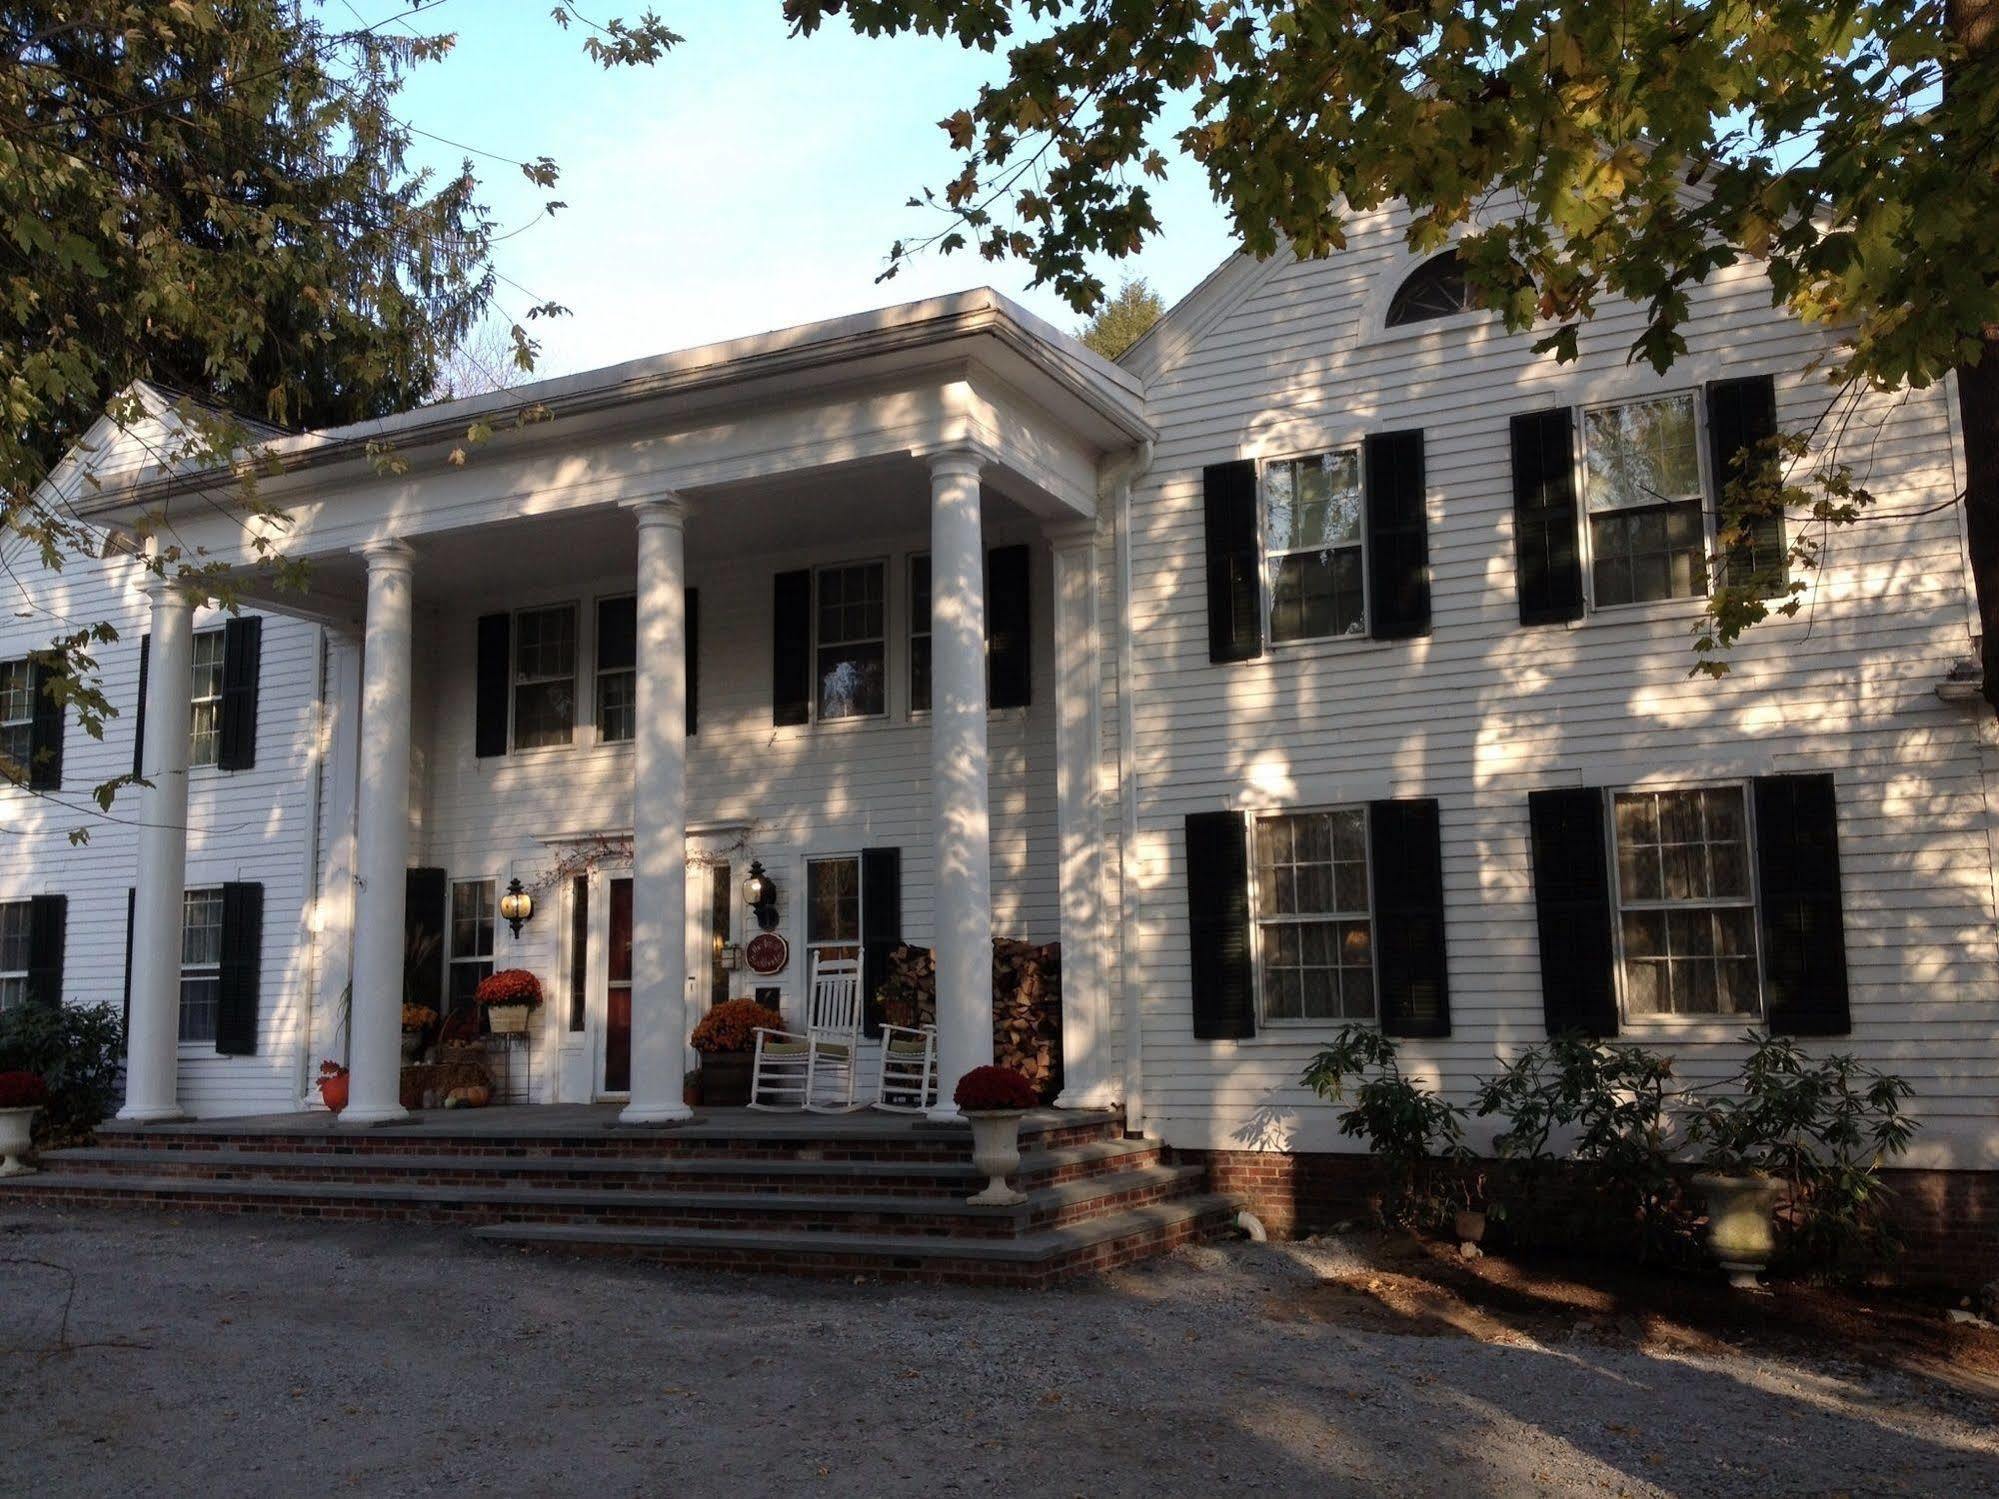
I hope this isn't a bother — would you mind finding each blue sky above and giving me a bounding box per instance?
[362,1,1239,378]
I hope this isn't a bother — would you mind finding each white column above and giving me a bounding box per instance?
[343,540,415,1126]
[622,494,693,1124]
[1047,520,1116,1108]
[927,449,996,1120]
[119,581,196,1122]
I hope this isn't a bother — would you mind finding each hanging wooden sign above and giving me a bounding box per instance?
[744,932,790,976]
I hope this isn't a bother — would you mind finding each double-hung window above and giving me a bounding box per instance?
[0,901,28,1012]
[815,562,886,720]
[513,605,577,750]
[594,596,637,744]
[1611,785,1760,1019]
[188,629,225,767]
[1581,392,1707,607]
[804,856,861,971]
[178,887,224,1043]
[0,659,32,776]
[1250,809,1375,1023]
[1263,450,1366,642]
[449,879,496,1010]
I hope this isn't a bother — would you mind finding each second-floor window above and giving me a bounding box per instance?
[816,562,886,720]
[595,596,637,744]
[188,629,225,767]
[1581,392,1707,608]
[908,554,932,714]
[1263,450,1366,643]
[513,605,577,750]
[0,659,31,775]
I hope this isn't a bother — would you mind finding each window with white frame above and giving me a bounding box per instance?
[178,887,224,1043]
[1612,785,1761,1019]
[908,553,932,715]
[815,562,886,720]
[449,879,496,1010]
[805,856,861,971]
[188,629,225,767]
[1251,809,1375,1022]
[594,595,636,744]
[513,604,577,750]
[0,658,32,777]
[1581,392,1707,607]
[0,901,28,1012]
[1263,451,1366,643]
[1385,250,1475,328]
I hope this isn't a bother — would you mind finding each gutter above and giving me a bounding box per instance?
[1105,439,1155,1136]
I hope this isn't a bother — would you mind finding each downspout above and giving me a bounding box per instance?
[297,624,330,1106]
[1106,439,1154,1136]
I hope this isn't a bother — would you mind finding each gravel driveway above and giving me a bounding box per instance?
[2,1207,1995,1498]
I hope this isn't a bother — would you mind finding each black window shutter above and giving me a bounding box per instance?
[1706,375,1787,597]
[1203,460,1263,663]
[986,543,1032,708]
[214,881,263,1056]
[1753,773,1851,1036]
[1186,810,1254,1039]
[860,847,902,1039]
[26,893,65,1008]
[1510,409,1586,625]
[474,613,511,758]
[772,569,813,726]
[28,660,63,790]
[405,867,449,1015]
[1368,799,1450,1037]
[1526,788,1619,1036]
[122,887,135,1037]
[217,615,262,771]
[131,634,150,781]
[1363,430,1432,639]
[685,586,700,737]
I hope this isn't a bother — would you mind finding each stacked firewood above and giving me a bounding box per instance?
[992,938,1063,1103]
[873,939,1066,1103]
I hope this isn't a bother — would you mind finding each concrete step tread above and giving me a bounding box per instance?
[2,1163,1207,1219]
[469,1194,1239,1264]
[41,1136,1160,1180]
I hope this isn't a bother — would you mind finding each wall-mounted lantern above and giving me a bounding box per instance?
[742,860,779,932]
[499,877,535,939]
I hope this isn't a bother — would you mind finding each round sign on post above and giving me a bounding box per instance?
[745,932,789,976]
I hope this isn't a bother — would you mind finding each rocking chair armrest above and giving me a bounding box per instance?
[753,1025,807,1046]
[878,1023,935,1043]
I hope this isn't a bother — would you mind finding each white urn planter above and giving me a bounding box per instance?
[1694,1172,1784,1290]
[963,1110,1027,1206]
[0,1105,39,1178]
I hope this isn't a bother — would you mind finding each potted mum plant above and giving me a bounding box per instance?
[690,998,785,1107]
[953,1064,1039,1206]
[475,969,543,1035]
[316,1059,350,1115]
[0,1071,50,1176]
[400,1003,437,1064]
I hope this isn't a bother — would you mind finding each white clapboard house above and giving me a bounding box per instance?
[2,208,1991,1269]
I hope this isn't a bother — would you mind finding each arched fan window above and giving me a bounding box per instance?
[1385,250,1474,327]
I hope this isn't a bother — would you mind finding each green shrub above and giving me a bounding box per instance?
[1685,1035,1916,1275]
[0,1002,125,1143]
[1301,1026,1467,1227]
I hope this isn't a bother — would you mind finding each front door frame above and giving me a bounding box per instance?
[584,856,733,1101]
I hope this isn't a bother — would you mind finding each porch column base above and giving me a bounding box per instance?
[115,1105,189,1125]
[1053,1082,1121,1111]
[618,1102,693,1126]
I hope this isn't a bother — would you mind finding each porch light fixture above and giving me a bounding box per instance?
[499,877,534,939]
[742,861,779,932]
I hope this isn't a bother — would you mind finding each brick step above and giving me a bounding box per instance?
[0,1163,1208,1239]
[87,1108,1124,1163]
[39,1136,1162,1193]
[468,1195,1241,1286]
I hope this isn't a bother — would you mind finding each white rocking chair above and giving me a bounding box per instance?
[749,954,865,1112]
[873,1023,938,1114]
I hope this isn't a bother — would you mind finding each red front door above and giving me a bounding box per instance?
[604,877,633,1094]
